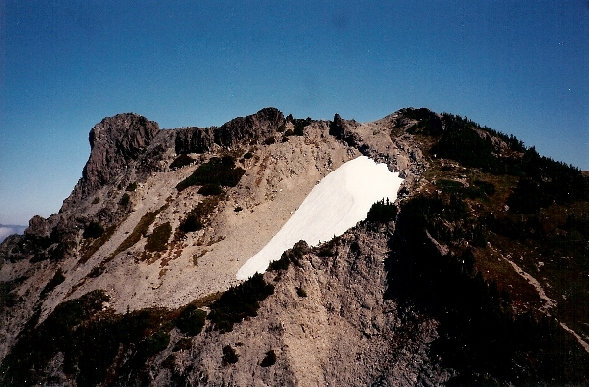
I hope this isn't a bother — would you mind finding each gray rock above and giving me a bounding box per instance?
[24,215,50,238]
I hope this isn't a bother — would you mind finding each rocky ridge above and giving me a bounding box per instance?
[0,107,587,386]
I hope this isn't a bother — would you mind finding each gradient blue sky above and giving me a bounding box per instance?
[1,1,588,225]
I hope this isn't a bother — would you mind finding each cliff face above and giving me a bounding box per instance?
[0,107,588,386]
[83,113,160,196]
[174,107,285,154]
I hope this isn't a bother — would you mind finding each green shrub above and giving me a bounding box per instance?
[222,345,239,364]
[436,179,464,194]
[0,290,109,386]
[198,183,224,196]
[111,207,165,258]
[1,291,186,386]
[83,221,104,239]
[145,222,172,252]
[40,268,65,297]
[296,287,307,298]
[234,206,243,212]
[126,182,138,192]
[387,194,589,385]
[173,338,193,352]
[170,154,195,170]
[178,197,220,234]
[136,330,170,359]
[260,350,276,367]
[268,241,308,271]
[180,213,203,233]
[176,156,245,191]
[264,136,276,145]
[243,151,254,160]
[291,117,312,136]
[80,225,116,264]
[506,147,588,213]
[208,273,274,333]
[175,304,207,336]
[268,252,291,271]
[92,197,100,204]
[119,193,131,206]
[0,277,25,310]
[366,198,397,223]
[162,354,176,370]
[402,108,443,136]
[315,236,339,257]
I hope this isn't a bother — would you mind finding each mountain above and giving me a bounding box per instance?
[0,107,587,386]
[0,225,26,244]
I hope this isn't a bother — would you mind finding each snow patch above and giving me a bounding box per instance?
[236,156,404,280]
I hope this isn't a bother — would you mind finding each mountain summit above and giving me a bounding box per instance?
[1,107,588,386]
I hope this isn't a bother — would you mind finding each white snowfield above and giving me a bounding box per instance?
[236,155,404,280]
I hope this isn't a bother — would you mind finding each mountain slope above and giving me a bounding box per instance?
[0,107,587,386]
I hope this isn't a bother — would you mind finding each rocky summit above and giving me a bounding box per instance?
[0,107,588,386]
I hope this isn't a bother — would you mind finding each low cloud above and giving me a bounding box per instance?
[0,225,26,243]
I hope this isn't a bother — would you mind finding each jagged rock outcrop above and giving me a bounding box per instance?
[174,126,215,154]
[24,215,50,239]
[79,113,159,198]
[214,107,284,148]
[175,107,285,154]
[329,113,361,146]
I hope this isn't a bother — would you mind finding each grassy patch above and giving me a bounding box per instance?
[192,250,207,265]
[145,222,172,252]
[80,225,116,264]
[111,205,167,259]
[178,196,221,234]
[436,179,464,194]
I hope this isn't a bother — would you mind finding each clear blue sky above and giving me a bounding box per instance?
[1,1,588,225]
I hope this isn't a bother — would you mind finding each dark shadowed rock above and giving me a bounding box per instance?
[24,215,50,239]
[174,127,215,154]
[329,113,361,147]
[81,113,159,195]
[175,107,285,154]
[214,107,284,148]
